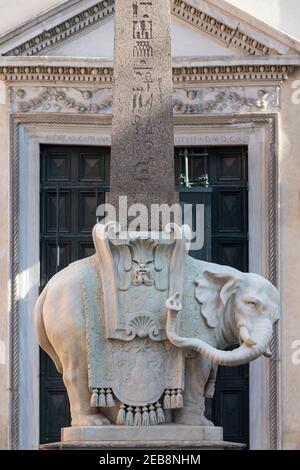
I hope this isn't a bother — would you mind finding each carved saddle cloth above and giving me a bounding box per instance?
[81,227,188,426]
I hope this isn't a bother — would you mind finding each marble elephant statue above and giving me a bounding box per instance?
[35,223,280,427]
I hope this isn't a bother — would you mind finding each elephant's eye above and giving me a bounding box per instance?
[245,300,257,307]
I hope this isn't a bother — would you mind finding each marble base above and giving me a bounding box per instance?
[40,426,245,450]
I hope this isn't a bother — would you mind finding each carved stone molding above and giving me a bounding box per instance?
[172,64,291,83]
[0,64,292,84]
[173,113,277,134]
[173,86,280,114]
[171,0,276,56]
[4,0,115,57]
[0,65,113,83]
[9,87,112,114]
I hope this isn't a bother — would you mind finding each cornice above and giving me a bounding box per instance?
[172,64,291,83]
[0,63,292,84]
[0,64,113,83]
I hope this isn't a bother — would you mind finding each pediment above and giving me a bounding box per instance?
[0,0,299,58]
[33,15,240,58]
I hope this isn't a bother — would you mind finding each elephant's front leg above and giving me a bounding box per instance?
[172,353,213,426]
[204,362,218,399]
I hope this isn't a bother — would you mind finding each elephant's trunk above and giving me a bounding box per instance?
[166,306,273,367]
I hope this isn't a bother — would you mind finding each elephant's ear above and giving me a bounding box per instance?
[195,265,239,328]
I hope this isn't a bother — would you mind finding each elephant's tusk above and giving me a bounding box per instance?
[263,345,272,358]
[239,325,257,347]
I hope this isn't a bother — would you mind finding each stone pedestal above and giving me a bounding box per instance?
[40,426,245,450]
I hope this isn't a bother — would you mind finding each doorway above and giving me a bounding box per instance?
[39,143,249,446]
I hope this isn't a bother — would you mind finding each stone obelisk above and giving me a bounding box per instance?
[108,0,178,222]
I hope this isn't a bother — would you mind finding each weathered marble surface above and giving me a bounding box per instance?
[58,424,239,449]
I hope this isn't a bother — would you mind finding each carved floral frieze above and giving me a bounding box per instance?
[9,86,112,114]
[173,86,281,114]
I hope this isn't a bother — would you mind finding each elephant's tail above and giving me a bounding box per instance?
[34,288,63,374]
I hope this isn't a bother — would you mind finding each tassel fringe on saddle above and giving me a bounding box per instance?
[163,389,183,409]
[115,389,184,427]
[90,387,184,426]
[116,401,166,426]
[90,388,116,408]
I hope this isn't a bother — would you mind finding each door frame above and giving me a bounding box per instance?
[174,116,279,450]
[7,113,279,449]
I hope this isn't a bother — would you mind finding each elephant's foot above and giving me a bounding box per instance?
[72,412,111,427]
[195,415,214,427]
[173,408,214,427]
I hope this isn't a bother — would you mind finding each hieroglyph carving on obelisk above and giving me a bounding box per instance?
[108,0,177,217]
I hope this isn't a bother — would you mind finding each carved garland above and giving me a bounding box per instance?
[10,87,113,114]
[4,0,115,57]
[9,113,279,449]
[171,0,276,55]
[0,65,292,83]
[9,85,281,114]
